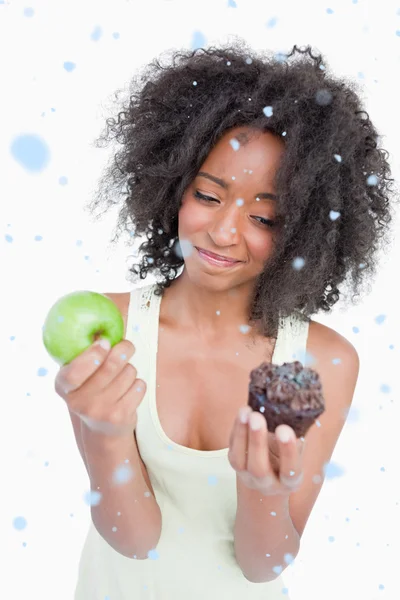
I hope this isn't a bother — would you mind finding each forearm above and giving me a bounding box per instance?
[234,478,300,583]
[81,424,162,560]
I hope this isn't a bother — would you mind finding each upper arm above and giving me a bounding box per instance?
[288,321,360,538]
[67,292,155,496]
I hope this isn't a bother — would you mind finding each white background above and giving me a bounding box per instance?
[1,0,400,599]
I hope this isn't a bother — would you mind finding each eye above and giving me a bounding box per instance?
[252,216,276,228]
[193,191,276,228]
[193,191,219,203]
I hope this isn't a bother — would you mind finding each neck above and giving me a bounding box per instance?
[163,269,258,342]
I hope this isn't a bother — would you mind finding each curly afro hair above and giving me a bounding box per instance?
[86,38,398,338]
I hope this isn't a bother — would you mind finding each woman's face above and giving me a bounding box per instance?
[177,126,285,293]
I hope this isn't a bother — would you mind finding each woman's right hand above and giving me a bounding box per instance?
[54,338,146,439]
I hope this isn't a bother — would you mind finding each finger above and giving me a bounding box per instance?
[99,362,138,405]
[80,377,147,438]
[275,425,304,490]
[55,338,111,396]
[56,339,135,397]
[228,406,252,472]
[91,341,136,394]
[266,432,281,477]
[118,377,147,415]
[247,411,270,478]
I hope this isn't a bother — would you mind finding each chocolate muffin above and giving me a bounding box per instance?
[248,361,325,438]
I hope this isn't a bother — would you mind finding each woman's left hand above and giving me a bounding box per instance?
[227,405,305,496]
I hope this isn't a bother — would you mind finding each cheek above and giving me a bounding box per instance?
[246,228,275,264]
[178,197,210,234]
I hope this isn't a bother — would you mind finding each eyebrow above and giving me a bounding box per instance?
[197,171,277,201]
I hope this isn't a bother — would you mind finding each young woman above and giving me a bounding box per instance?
[56,41,397,599]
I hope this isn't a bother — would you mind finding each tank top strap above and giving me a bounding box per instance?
[125,283,159,382]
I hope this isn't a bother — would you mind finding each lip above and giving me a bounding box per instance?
[195,247,242,268]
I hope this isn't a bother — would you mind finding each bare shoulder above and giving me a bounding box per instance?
[305,319,360,429]
[307,319,360,386]
[104,292,131,336]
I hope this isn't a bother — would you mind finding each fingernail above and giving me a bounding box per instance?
[239,407,250,424]
[276,427,294,443]
[249,412,263,430]
[96,338,111,351]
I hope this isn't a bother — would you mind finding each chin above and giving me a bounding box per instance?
[186,269,228,291]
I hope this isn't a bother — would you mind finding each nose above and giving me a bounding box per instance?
[208,205,242,249]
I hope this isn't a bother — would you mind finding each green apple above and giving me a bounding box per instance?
[42,291,124,366]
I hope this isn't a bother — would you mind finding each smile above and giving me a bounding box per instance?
[195,247,243,268]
